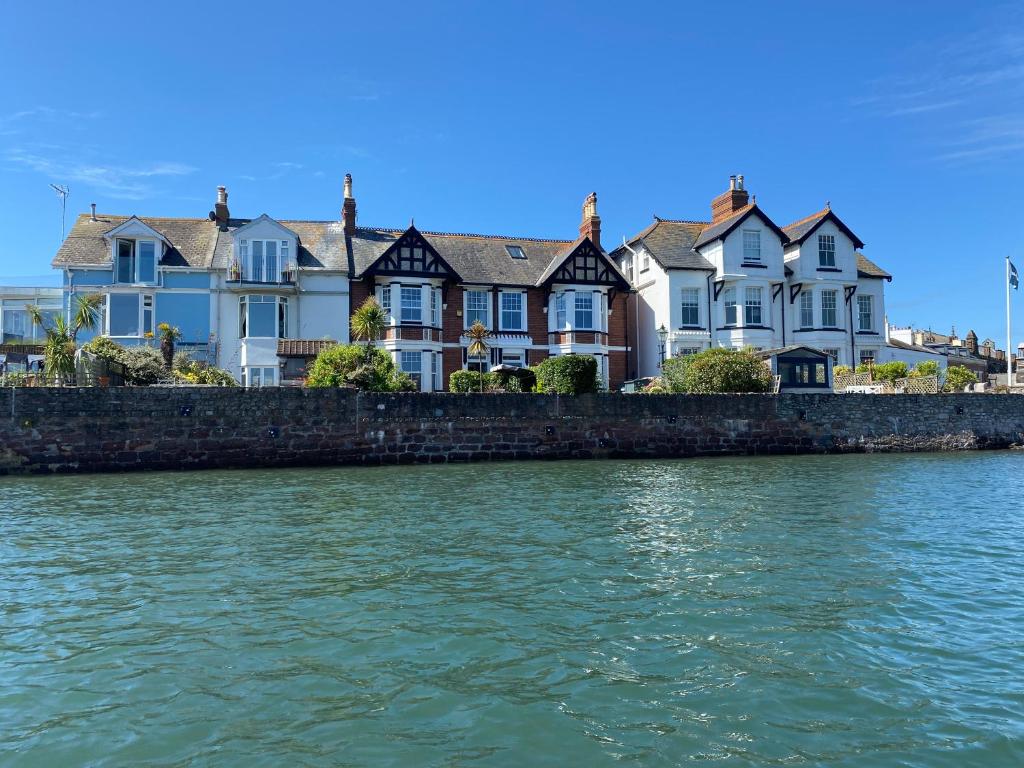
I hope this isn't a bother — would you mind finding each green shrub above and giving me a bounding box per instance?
[660,347,772,394]
[944,365,977,392]
[533,354,599,395]
[871,361,909,384]
[833,364,852,377]
[120,345,166,386]
[909,360,940,378]
[305,344,414,392]
[449,370,497,393]
[82,335,127,362]
[172,358,237,386]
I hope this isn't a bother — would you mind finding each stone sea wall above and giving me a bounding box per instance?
[1,387,1022,475]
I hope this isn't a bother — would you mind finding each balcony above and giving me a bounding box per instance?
[226,258,297,291]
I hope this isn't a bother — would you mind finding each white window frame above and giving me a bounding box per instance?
[723,287,737,326]
[499,291,525,331]
[239,239,287,283]
[742,230,761,262]
[400,350,422,387]
[377,285,393,323]
[680,288,700,327]
[239,295,288,339]
[464,289,489,329]
[641,249,650,272]
[555,292,568,330]
[818,234,836,268]
[857,294,873,331]
[574,292,594,329]
[821,289,838,328]
[243,366,278,388]
[823,348,840,363]
[800,290,813,329]
[744,286,763,326]
[400,286,422,324]
[115,238,158,285]
[106,292,155,338]
[430,287,441,327]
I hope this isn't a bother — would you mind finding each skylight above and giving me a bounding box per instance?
[505,245,526,259]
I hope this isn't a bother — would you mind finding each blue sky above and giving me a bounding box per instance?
[2,1,1022,343]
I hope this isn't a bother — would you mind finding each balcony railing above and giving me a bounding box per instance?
[226,260,297,285]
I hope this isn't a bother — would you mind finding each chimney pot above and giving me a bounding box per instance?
[729,175,736,190]
[710,175,750,223]
[90,203,96,221]
[342,173,357,235]
[213,185,230,229]
[737,174,744,191]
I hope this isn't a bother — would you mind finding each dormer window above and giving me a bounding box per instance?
[818,234,836,267]
[742,230,761,262]
[505,245,526,259]
[115,239,157,284]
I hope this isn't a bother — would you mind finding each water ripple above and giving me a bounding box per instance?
[2,453,1024,766]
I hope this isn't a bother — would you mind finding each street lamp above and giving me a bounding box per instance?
[657,324,668,367]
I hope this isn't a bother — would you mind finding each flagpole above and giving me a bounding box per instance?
[1008,256,1013,389]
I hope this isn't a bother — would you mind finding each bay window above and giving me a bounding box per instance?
[465,290,489,327]
[744,286,762,325]
[430,287,440,327]
[680,288,699,326]
[857,295,873,331]
[724,287,737,326]
[378,285,393,322]
[574,292,594,329]
[821,289,838,327]
[500,291,525,331]
[239,295,288,338]
[243,366,277,387]
[800,291,813,328]
[115,239,157,284]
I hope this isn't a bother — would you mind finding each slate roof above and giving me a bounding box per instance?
[609,218,715,271]
[782,207,865,250]
[856,252,890,280]
[348,227,628,287]
[53,213,349,272]
[887,338,943,356]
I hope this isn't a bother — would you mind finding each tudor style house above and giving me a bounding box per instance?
[51,188,350,385]
[342,178,632,390]
[611,176,892,377]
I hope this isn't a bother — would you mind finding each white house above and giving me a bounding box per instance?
[611,176,892,377]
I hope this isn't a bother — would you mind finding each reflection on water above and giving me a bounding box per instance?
[2,454,1023,767]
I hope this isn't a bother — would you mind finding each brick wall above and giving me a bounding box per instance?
[1,388,1021,475]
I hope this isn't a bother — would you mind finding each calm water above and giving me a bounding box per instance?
[2,454,1024,767]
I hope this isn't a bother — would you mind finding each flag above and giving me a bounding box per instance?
[1011,260,1019,290]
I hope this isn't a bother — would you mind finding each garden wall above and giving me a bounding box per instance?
[1,387,1022,474]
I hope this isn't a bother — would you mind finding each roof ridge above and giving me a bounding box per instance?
[652,217,710,226]
[782,207,829,231]
[355,226,573,243]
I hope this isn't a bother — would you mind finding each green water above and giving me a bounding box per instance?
[2,454,1023,766]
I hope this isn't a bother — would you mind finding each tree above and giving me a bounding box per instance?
[944,365,977,393]
[660,347,772,394]
[350,297,388,360]
[461,320,494,393]
[157,323,182,370]
[28,294,102,381]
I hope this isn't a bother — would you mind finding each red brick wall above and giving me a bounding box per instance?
[526,287,548,342]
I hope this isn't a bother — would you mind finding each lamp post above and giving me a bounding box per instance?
[657,324,668,368]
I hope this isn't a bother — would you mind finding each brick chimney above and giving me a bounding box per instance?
[710,174,750,223]
[213,186,230,229]
[342,173,357,236]
[579,192,601,248]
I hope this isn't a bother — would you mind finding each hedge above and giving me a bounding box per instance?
[533,354,599,395]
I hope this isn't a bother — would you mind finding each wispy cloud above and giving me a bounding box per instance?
[3,147,196,199]
[0,106,101,135]
[855,6,1024,164]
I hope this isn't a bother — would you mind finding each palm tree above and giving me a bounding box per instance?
[157,323,182,370]
[350,296,388,360]
[462,320,494,392]
[28,294,102,382]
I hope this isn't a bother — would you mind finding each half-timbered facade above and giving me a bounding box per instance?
[611,176,891,377]
[344,183,632,390]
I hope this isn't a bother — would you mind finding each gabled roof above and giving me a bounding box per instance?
[856,252,891,280]
[535,237,631,289]
[231,213,299,239]
[103,216,172,245]
[755,345,829,359]
[348,226,608,287]
[782,207,865,250]
[693,204,790,250]
[610,218,715,271]
[360,225,463,281]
